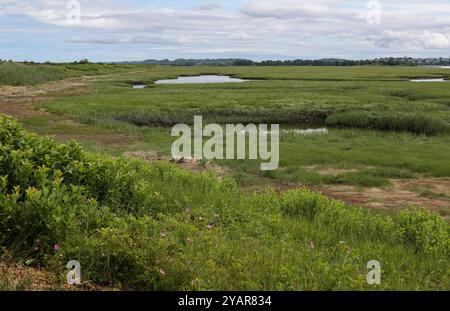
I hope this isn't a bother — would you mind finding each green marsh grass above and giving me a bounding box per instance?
[326,111,450,135]
[32,65,450,187]
[0,62,141,86]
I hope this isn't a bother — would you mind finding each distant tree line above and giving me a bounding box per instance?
[0,59,94,65]
[3,57,450,67]
[236,57,450,67]
[120,57,450,67]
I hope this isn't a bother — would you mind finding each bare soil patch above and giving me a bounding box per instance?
[0,261,114,291]
[316,180,449,211]
[57,133,132,147]
[303,165,359,176]
[0,77,134,148]
[0,77,95,118]
[122,152,230,179]
[0,261,55,290]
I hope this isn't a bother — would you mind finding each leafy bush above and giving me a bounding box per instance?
[397,208,450,255]
[280,189,323,220]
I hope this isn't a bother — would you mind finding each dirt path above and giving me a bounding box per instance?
[0,76,134,147]
[0,76,100,118]
[314,179,450,213]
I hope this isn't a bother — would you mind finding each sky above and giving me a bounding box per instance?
[0,0,450,62]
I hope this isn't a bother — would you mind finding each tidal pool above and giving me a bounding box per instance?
[238,128,329,136]
[283,128,329,135]
[155,75,251,84]
[133,84,146,89]
[410,78,446,82]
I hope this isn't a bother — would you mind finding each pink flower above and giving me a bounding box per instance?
[53,244,60,252]
[207,224,214,230]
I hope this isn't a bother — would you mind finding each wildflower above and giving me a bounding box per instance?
[185,208,190,213]
[159,268,166,276]
[207,224,214,230]
[310,241,315,251]
[54,244,60,252]
[160,232,166,238]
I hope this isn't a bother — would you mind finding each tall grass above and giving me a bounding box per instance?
[0,62,141,86]
[0,62,67,86]
[326,111,450,135]
[108,109,328,127]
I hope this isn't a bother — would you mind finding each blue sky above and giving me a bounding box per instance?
[1,0,449,62]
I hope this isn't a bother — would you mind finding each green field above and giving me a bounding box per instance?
[41,66,450,128]
[0,64,449,290]
[35,66,450,191]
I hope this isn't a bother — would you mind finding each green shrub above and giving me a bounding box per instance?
[280,189,323,220]
[396,208,450,255]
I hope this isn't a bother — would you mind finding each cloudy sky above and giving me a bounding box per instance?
[1,0,450,62]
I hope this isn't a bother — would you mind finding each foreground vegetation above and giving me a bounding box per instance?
[0,115,449,290]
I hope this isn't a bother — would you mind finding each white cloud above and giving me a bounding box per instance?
[241,0,339,19]
[1,0,450,60]
[375,30,450,49]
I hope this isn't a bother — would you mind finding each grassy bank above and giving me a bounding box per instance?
[0,62,139,86]
[0,115,449,290]
[326,111,449,136]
